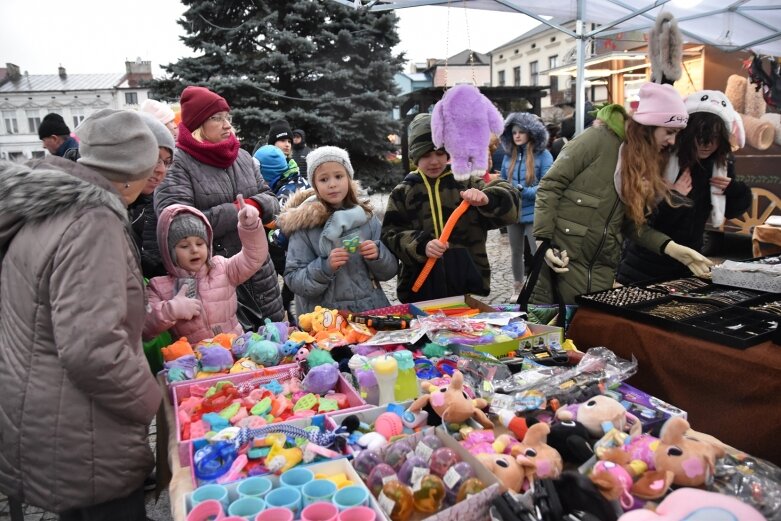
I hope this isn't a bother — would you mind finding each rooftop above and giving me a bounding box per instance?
[0,73,128,93]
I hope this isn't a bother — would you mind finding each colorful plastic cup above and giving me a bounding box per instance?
[338,506,376,521]
[301,501,339,521]
[302,479,338,507]
[227,497,265,520]
[280,467,315,490]
[187,499,225,521]
[332,485,369,511]
[265,487,302,517]
[255,507,295,521]
[237,476,273,499]
[192,484,230,511]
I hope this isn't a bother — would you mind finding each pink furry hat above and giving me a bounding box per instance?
[431,84,504,181]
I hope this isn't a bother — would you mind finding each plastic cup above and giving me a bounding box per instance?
[280,467,315,490]
[186,499,225,521]
[302,479,338,507]
[237,476,273,499]
[255,507,294,521]
[338,506,376,521]
[265,487,302,517]
[227,497,265,519]
[332,485,369,511]
[301,501,339,521]
[192,484,230,511]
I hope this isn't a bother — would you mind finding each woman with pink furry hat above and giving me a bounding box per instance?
[500,112,553,297]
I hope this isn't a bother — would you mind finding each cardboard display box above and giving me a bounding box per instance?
[604,382,687,436]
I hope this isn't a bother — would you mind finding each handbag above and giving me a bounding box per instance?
[235,282,266,332]
[517,239,576,330]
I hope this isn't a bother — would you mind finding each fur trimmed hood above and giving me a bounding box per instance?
[501,112,549,155]
[0,159,127,254]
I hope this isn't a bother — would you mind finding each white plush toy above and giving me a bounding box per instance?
[431,84,504,181]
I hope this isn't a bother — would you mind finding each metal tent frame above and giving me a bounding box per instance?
[334,0,781,131]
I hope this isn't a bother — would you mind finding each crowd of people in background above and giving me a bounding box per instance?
[0,80,751,520]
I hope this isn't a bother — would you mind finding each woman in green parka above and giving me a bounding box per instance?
[531,82,713,305]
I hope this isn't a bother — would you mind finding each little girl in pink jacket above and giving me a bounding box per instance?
[143,196,267,343]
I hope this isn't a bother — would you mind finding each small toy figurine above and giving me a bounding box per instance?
[407,370,493,428]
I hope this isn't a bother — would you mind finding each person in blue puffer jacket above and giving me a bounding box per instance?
[500,112,553,296]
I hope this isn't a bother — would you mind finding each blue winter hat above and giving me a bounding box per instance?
[254,144,288,187]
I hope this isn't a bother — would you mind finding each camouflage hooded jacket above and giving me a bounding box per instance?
[381,169,520,303]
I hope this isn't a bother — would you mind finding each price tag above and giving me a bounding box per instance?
[415,442,433,462]
[382,474,398,485]
[378,492,395,515]
[411,467,428,490]
[444,467,462,489]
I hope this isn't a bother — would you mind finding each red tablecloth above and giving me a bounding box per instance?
[568,307,781,466]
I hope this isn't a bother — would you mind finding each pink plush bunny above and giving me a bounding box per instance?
[431,84,504,181]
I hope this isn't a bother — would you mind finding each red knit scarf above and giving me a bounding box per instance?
[177,123,240,168]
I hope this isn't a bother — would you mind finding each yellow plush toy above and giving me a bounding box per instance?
[297,306,371,347]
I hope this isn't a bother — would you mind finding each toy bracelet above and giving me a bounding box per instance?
[412,200,470,293]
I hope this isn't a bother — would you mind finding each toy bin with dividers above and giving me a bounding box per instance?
[173,366,369,463]
[184,458,389,520]
[165,362,299,403]
[187,414,342,488]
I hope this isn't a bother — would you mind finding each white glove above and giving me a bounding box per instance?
[663,241,713,276]
[536,240,570,273]
[162,285,202,321]
[236,194,260,228]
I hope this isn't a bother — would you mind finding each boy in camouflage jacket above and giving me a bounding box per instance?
[382,113,520,303]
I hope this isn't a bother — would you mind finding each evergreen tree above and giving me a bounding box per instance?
[149,0,404,160]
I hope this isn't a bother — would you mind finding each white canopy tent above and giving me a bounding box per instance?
[335,0,781,131]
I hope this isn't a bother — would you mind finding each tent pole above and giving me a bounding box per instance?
[575,0,586,134]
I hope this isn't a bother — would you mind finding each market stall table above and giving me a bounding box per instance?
[752,223,781,257]
[568,307,781,466]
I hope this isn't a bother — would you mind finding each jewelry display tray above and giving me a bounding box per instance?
[576,281,779,349]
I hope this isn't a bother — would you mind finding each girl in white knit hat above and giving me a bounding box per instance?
[276,146,397,318]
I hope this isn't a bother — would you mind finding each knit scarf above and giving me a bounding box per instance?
[663,152,728,227]
[176,123,240,169]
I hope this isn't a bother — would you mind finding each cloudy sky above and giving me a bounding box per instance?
[0,0,538,76]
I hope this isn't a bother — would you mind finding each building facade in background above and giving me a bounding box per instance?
[0,59,152,160]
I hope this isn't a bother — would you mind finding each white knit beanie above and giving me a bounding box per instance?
[306,146,354,186]
[139,98,176,125]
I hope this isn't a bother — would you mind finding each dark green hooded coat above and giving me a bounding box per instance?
[532,122,670,305]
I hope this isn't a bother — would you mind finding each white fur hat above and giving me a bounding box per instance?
[684,90,746,148]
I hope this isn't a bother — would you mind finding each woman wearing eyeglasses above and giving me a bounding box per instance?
[154,86,284,326]
[128,112,175,278]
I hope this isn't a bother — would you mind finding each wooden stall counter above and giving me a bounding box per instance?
[568,307,781,466]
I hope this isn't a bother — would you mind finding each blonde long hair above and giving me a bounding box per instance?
[506,142,536,186]
[620,120,673,227]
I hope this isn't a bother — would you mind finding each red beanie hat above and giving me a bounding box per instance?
[179,86,230,130]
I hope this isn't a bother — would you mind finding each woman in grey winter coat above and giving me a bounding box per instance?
[277,147,397,318]
[0,110,162,517]
[154,86,284,324]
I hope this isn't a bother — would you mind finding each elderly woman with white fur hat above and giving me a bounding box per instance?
[0,109,162,518]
